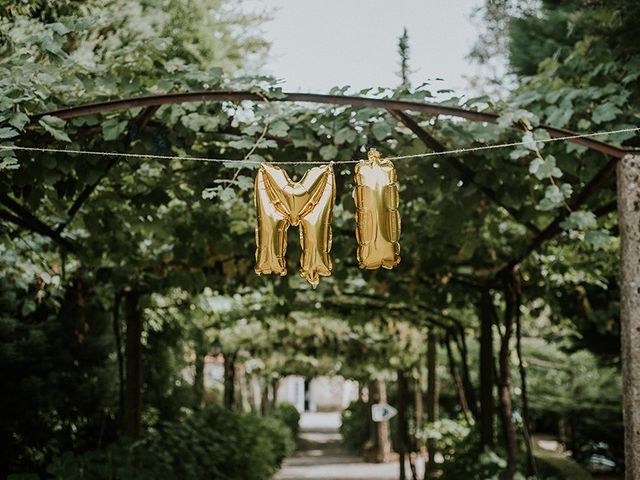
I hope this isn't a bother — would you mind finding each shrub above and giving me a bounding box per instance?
[419,419,509,480]
[340,400,370,453]
[46,406,294,480]
[271,402,301,438]
[260,415,296,465]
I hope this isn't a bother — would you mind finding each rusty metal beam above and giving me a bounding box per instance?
[55,105,159,234]
[35,90,633,159]
[388,109,542,235]
[496,156,618,276]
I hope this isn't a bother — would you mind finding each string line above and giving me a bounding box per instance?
[0,126,637,165]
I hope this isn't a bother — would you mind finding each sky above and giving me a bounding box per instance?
[243,0,487,96]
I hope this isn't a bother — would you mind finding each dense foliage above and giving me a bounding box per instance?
[340,400,371,454]
[46,406,295,480]
[1,0,636,478]
[271,402,301,440]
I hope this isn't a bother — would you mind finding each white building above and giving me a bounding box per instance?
[277,375,358,413]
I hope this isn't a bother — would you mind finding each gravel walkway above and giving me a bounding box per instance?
[274,412,411,480]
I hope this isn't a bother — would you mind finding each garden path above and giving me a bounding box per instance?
[274,412,416,480]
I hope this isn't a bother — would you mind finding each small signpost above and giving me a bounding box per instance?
[371,403,397,422]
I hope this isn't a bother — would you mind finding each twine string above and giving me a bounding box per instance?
[0,126,637,166]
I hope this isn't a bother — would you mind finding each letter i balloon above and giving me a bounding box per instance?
[353,150,401,269]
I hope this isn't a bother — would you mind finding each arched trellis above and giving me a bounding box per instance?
[4,91,640,471]
[28,91,637,275]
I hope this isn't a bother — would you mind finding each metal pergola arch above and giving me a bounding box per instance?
[39,90,633,159]
[30,90,634,275]
[3,91,640,473]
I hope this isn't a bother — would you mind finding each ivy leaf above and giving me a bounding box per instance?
[228,138,256,149]
[538,184,572,211]
[50,22,71,36]
[546,106,573,128]
[236,175,253,190]
[334,127,357,145]
[102,118,128,141]
[560,210,597,231]
[371,122,392,141]
[592,104,622,124]
[529,155,562,180]
[498,109,539,130]
[9,112,29,130]
[0,127,19,139]
[181,112,220,132]
[584,230,611,249]
[509,147,530,160]
[319,145,338,160]
[39,116,71,142]
[0,156,19,170]
[269,121,289,137]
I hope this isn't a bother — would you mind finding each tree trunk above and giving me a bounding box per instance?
[445,334,471,425]
[234,362,245,411]
[246,373,257,413]
[271,377,280,409]
[397,370,408,480]
[425,330,438,479]
[304,377,311,412]
[368,379,392,463]
[479,290,495,448]
[123,291,142,438]
[414,373,424,480]
[112,292,125,432]
[193,331,206,409]
[223,351,237,409]
[514,278,536,477]
[415,372,424,443]
[500,271,519,480]
[261,379,271,416]
[454,327,479,420]
[618,154,640,480]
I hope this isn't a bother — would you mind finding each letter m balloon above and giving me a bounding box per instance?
[254,163,335,287]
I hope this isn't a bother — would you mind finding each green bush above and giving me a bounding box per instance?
[419,419,510,480]
[271,402,301,438]
[340,400,370,453]
[261,415,296,465]
[46,406,294,480]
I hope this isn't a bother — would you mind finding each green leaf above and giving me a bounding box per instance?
[585,230,611,248]
[0,127,19,139]
[269,121,289,137]
[334,127,357,145]
[228,138,257,149]
[319,145,338,160]
[9,112,29,130]
[509,147,530,160]
[538,183,572,211]
[38,116,71,142]
[546,106,573,128]
[498,109,539,130]
[181,112,220,132]
[560,210,597,230]
[591,103,622,124]
[371,122,391,141]
[50,22,71,36]
[102,118,128,141]
[528,155,562,180]
[0,156,19,170]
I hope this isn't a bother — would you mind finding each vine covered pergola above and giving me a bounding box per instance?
[3,89,639,478]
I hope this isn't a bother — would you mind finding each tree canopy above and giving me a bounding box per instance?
[1,1,637,479]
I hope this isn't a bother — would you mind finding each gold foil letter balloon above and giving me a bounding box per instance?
[353,150,401,269]
[254,163,336,287]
